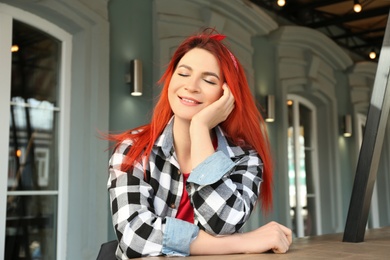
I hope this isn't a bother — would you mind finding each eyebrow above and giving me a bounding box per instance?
[177,64,220,80]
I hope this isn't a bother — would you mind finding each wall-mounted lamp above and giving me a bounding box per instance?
[343,114,352,137]
[126,59,143,96]
[265,95,275,123]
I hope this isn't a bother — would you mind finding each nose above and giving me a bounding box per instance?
[185,77,200,93]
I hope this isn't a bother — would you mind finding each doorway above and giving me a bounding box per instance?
[287,95,322,237]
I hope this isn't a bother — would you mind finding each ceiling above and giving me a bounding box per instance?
[249,0,390,61]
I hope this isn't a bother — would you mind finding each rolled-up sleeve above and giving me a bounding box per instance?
[188,151,235,185]
[162,217,199,256]
[108,141,200,259]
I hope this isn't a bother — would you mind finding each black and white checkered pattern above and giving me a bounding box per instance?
[108,119,263,259]
[188,148,262,235]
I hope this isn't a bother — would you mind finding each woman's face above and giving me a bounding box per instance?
[168,48,223,122]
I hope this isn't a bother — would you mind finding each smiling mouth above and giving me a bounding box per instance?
[179,96,202,104]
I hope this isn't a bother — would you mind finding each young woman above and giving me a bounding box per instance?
[107,29,292,259]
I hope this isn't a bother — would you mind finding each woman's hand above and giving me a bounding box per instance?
[189,83,235,169]
[237,221,292,254]
[190,221,292,255]
[191,83,235,130]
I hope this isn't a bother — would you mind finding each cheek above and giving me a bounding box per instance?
[167,86,175,105]
[205,92,221,105]
[211,88,223,102]
[167,76,179,94]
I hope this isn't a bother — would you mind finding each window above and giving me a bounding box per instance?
[0,6,71,259]
[6,19,60,260]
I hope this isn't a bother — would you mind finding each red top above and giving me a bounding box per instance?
[176,138,218,223]
[175,172,194,223]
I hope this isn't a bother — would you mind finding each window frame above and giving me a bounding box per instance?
[287,94,322,237]
[0,4,72,258]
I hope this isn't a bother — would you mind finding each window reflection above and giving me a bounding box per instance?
[5,195,57,260]
[10,97,55,131]
[8,104,58,192]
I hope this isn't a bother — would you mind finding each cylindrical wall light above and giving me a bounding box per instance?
[127,59,143,96]
[265,95,275,122]
[343,114,352,137]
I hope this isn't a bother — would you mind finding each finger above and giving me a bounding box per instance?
[272,236,290,254]
[281,231,291,251]
[222,83,234,99]
[224,95,235,115]
[268,223,292,253]
[219,89,234,113]
[271,223,291,236]
[220,83,230,102]
[222,84,235,107]
[286,230,293,245]
[222,82,229,91]
[277,225,293,244]
[272,245,288,254]
[220,83,235,118]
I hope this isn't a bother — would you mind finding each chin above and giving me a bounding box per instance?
[173,112,196,122]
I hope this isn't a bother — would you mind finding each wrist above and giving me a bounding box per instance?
[189,120,210,137]
[191,231,242,255]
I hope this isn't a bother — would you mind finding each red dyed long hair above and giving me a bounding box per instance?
[109,29,273,211]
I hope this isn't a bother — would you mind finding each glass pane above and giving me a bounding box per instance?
[8,19,61,192]
[288,100,318,237]
[11,20,60,103]
[8,102,59,191]
[299,104,316,236]
[5,19,61,260]
[5,195,57,260]
[287,103,297,236]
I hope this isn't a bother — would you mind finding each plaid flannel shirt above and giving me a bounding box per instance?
[108,118,263,259]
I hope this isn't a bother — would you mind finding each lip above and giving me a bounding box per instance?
[178,95,202,105]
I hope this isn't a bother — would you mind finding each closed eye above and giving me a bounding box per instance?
[204,79,217,85]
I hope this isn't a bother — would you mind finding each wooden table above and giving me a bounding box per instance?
[139,226,390,259]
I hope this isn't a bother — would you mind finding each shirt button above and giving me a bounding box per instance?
[170,203,176,209]
[177,170,181,175]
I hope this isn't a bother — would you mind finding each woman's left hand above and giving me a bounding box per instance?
[191,83,235,130]
[189,83,234,170]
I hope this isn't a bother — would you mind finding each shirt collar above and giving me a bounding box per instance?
[155,117,174,156]
[155,116,245,158]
